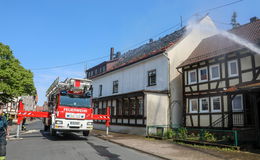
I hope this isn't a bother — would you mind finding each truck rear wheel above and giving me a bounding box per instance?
[83,131,89,137]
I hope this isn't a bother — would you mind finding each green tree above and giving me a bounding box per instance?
[0,43,36,103]
[231,12,240,28]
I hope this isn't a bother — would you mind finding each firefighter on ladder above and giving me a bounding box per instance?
[0,104,8,160]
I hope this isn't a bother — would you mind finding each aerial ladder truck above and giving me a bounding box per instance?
[17,77,110,137]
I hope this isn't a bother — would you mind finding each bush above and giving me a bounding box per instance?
[174,127,188,140]
[165,129,174,139]
[203,131,217,142]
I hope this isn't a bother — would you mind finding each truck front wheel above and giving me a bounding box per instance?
[50,128,57,136]
[83,131,89,136]
[44,125,49,131]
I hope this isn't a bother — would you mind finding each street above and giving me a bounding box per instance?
[7,121,161,160]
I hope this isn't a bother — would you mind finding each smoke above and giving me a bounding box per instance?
[218,31,260,54]
[187,17,260,55]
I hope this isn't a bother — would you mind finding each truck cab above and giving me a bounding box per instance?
[44,78,94,137]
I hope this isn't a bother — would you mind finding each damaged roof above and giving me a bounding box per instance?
[178,19,260,68]
[112,27,185,68]
[91,27,186,79]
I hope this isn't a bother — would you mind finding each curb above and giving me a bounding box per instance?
[93,134,171,160]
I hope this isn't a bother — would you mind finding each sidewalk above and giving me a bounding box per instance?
[92,129,260,160]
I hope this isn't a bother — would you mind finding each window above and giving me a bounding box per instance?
[210,64,220,80]
[228,60,238,77]
[137,97,144,116]
[130,98,136,116]
[99,85,102,97]
[148,70,156,86]
[117,99,123,116]
[123,98,129,115]
[60,95,91,108]
[113,80,118,93]
[211,96,221,112]
[188,70,197,84]
[232,94,243,111]
[102,66,106,72]
[189,99,198,113]
[198,67,208,82]
[199,98,209,112]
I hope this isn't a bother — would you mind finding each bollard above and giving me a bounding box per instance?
[106,126,109,136]
[16,124,20,138]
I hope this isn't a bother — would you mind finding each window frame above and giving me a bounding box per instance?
[232,94,243,112]
[199,97,209,113]
[228,60,239,77]
[189,99,198,113]
[112,80,119,94]
[148,69,157,86]
[99,84,102,97]
[211,96,221,112]
[188,69,197,84]
[209,64,220,80]
[198,67,208,82]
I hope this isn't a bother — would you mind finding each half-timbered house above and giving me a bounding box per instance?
[177,17,260,142]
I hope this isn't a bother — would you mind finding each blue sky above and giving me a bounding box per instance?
[0,0,259,105]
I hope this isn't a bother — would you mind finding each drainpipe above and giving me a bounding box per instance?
[162,52,171,129]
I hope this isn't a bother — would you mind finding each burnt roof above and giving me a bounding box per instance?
[178,19,260,68]
[113,27,185,68]
[90,27,186,79]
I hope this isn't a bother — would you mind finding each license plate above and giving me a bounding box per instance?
[70,121,80,125]
[66,113,85,119]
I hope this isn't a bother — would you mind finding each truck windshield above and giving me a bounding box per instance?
[60,95,91,108]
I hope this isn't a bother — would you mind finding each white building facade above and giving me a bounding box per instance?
[88,16,216,135]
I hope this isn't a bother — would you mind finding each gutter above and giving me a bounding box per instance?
[177,67,183,74]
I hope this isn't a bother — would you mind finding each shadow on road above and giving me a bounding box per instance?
[40,130,88,141]
[86,141,121,160]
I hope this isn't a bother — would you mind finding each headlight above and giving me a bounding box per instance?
[55,120,63,124]
[87,122,93,125]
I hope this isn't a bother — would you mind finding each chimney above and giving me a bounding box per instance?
[250,16,258,23]
[110,47,114,60]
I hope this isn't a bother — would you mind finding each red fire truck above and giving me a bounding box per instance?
[17,77,110,137]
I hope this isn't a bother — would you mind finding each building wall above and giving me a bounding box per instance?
[92,54,168,98]
[21,96,37,111]
[167,16,216,127]
[183,49,260,128]
[145,92,169,126]
[94,124,146,136]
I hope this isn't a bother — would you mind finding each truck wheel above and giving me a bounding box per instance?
[44,125,49,131]
[83,131,89,136]
[50,128,57,136]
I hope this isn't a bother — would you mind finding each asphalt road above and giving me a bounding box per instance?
[7,120,162,160]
